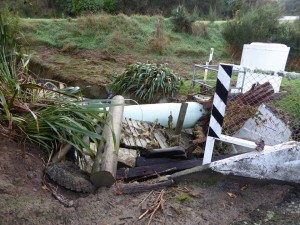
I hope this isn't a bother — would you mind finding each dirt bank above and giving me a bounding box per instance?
[0,139,299,225]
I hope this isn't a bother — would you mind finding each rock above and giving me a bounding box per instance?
[118,148,137,168]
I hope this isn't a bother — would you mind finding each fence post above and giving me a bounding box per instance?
[203,48,214,81]
[203,63,233,164]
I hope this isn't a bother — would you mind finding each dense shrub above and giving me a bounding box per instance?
[222,2,282,53]
[171,5,194,33]
[273,19,300,71]
[110,62,181,103]
[102,0,117,13]
[66,0,103,15]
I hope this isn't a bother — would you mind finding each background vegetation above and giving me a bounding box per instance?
[1,0,299,18]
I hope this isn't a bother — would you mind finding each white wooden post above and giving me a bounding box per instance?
[203,48,214,80]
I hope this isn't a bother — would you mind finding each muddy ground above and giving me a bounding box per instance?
[1,139,300,225]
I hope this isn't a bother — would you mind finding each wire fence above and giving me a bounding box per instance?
[193,65,300,153]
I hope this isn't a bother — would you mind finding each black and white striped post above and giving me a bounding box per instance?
[203,63,233,164]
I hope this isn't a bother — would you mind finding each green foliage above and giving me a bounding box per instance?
[0,13,24,90]
[226,0,246,18]
[110,62,181,103]
[222,2,282,52]
[271,21,300,57]
[18,99,107,155]
[171,5,194,33]
[102,0,117,13]
[67,0,103,15]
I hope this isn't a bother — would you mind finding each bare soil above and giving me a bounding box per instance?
[1,138,300,225]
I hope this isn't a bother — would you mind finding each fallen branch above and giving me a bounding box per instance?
[147,189,165,225]
[52,191,74,208]
[138,190,154,208]
[130,167,176,182]
[118,180,174,194]
[42,180,74,207]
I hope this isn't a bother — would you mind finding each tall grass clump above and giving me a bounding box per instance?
[148,18,169,55]
[110,62,181,103]
[0,13,109,159]
[191,22,208,37]
[208,6,217,23]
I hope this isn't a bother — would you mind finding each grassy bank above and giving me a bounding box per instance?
[19,14,227,92]
[21,14,226,59]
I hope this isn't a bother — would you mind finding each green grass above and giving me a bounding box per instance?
[272,78,300,121]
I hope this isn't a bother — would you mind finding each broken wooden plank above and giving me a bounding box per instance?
[121,134,131,147]
[126,118,143,148]
[153,130,168,149]
[144,146,186,158]
[117,159,203,180]
[117,154,240,180]
[131,119,147,148]
[137,121,151,144]
[136,157,185,167]
[121,121,134,147]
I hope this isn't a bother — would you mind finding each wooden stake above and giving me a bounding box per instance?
[90,95,125,187]
[175,103,188,135]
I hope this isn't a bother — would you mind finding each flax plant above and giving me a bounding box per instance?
[111,62,181,103]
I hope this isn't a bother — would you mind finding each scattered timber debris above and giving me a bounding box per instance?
[138,189,166,225]
[121,118,192,151]
[117,154,239,180]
